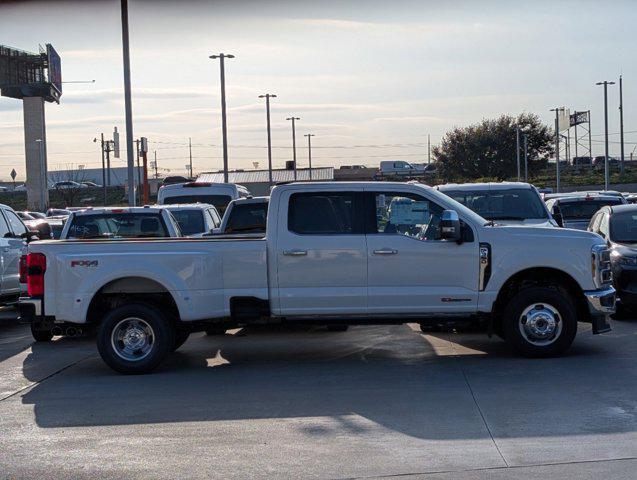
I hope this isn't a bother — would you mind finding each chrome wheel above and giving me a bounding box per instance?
[519,303,562,346]
[111,317,155,362]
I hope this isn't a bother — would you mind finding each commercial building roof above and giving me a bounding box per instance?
[197,167,334,184]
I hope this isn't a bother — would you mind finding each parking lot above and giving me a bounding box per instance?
[0,313,636,479]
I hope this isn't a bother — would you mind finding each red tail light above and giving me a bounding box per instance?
[26,253,46,297]
[19,255,27,283]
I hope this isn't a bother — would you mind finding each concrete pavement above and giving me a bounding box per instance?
[0,319,636,479]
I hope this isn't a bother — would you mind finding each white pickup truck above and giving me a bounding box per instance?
[20,182,615,374]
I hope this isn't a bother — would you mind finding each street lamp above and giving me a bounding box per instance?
[596,80,615,191]
[209,53,235,183]
[304,134,315,180]
[286,116,300,180]
[259,94,277,185]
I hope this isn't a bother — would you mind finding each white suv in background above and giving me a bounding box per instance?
[157,182,250,216]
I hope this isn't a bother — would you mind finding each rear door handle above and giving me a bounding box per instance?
[283,249,308,256]
[373,249,398,255]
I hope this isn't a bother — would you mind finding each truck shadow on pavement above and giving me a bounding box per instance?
[19,322,637,443]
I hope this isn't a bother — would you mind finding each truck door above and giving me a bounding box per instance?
[0,209,26,296]
[365,188,479,314]
[275,189,367,316]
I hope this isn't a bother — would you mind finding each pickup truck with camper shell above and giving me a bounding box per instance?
[19,181,615,374]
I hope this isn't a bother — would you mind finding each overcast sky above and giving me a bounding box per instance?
[1,0,635,179]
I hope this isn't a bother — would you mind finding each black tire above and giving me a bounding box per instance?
[503,286,577,357]
[326,324,349,332]
[419,323,442,333]
[173,329,190,351]
[31,323,53,342]
[205,325,227,336]
[97,303,174,374]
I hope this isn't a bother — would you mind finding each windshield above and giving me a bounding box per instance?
[559,199,623,220]
[67,213,169,239]
[225,203,268,233]
[610,212,637,243]
[162,194,232,215]
[443,188,548,221]
[169,209,205,235]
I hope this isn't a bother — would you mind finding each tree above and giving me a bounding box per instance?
[433,113,554,182]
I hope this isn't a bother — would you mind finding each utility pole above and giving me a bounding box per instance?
[135,139,141,204]
[259,94,277,185]
[209,53,234,183]
[573,111,578,158]
[304,134,315,180]
[100,133,106,205]
[105,140,112,186]
[596,80,615,191]
[154,150,158,179]
[427,134,431,164]
[619,75,625,174]
[550,107,564,192]
[523,134,528,181]
[286,116,300,180]
[120,0,136,206]
[588,110,592,165]
[516,125,521,181]
[188,137,193,179]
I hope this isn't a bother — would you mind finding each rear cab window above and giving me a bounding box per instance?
[225,203,268,233]
[169,209,205,235]
[67,213,170,239]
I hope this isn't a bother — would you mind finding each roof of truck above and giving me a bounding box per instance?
[436,182,534,191]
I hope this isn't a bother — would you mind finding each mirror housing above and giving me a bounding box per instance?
[553,212,564,227]
[210,227,222,235]
[20,231,39,242]
[440,210,461,242]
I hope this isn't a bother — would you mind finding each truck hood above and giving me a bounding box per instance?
[485,224,602,243]
[492,218,557,228]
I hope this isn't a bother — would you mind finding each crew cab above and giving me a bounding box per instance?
[20,182,615,374]
[437,182,555,227]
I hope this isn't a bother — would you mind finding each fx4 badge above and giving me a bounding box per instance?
[71,260,98,268]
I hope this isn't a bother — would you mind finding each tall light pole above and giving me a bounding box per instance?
[120,0,136,206]
[304,134,315,180]
[188,137,193,179]
[596,80,615,191]
[523,133,528,181]
[286,116,300,180]
[516,124,521,181]
[619,75,625,174]
[259,94,276,185]
[550,107,564,192]
[209,53,234,183]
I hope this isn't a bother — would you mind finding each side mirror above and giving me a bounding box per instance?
[553,212,564,227]
[210,227,221,235]
[21,231,39,242]
[440,210,461,243]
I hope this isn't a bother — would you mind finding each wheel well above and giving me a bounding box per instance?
[492,267,589,326]
[86,277,180,324]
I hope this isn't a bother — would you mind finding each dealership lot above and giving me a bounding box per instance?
[1,317,637,479]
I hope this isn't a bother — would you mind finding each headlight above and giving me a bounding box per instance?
[619,256,637,266]
[591,244,612,287]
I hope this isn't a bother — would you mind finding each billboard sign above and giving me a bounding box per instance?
[558,108,570,132]
[570,111,589,127]
[46,44,62,96]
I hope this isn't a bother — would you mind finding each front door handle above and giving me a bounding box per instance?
[283,249,308,256]
[373,249,398,255]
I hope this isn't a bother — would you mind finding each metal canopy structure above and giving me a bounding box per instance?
[0,44,62,103]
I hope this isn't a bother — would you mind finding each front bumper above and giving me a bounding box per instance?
[583,285,615,334]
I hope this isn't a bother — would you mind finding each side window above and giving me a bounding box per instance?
[0,212,10,237]
[288,192,356,235]
[598,213,610,238]
[4,210,27,235]
[373,192,443,241]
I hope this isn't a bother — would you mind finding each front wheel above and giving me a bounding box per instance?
[97,303,174,374]
[503,287,577,357]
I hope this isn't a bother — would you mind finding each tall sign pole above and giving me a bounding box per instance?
[550,107,563,193]
[516,125,521,181]
[286,116,300,180]
[120,0,136,206]
[523,134,528,181]
[100,133,106,205]
[188,137,193,179]
[140,137,149,204]
[304,133,315,180]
